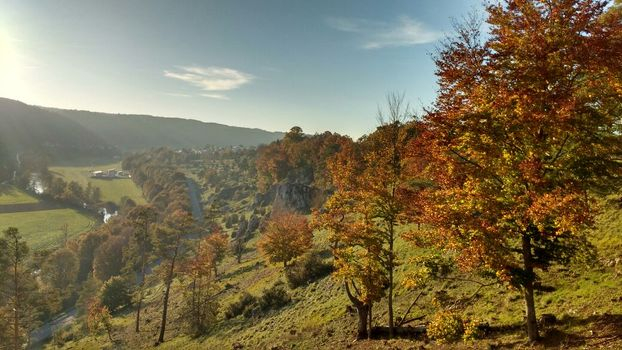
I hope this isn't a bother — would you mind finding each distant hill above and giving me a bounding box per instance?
[49,108,284,151]
[0,97,284,163]
[0,98,118,162]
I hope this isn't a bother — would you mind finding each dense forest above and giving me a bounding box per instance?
[1,0,622,349]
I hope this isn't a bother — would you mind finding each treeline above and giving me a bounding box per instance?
[255,127,349,192]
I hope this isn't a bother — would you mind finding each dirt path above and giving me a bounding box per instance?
[186,178,204,224]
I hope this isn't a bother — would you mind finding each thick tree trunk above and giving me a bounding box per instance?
[356,304,369,340]
[344,282,369,339]
[522,234,539,342]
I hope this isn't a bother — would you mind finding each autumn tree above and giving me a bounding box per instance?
[41,247,79,294]
[124,204,157,332]
[0,228,39,350]
[77,230,109,282]
[86,299,114,343]
[154,209,193,344]
[203,228,228,277]
[314,189,387,339]
[314,100,420,337]
[93,234,127,282]
[258,212,313,268]
[180,239,220,336]
[420,0,622,341]
[231,234,245,264]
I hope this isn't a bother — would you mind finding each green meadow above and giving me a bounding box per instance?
[0,208,96,250]
[50,162,146,205]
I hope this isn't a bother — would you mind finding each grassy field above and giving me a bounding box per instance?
[0,184,39,205]
[50,162,146,205]
[0,208,96,250]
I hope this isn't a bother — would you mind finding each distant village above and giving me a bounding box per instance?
[89,169,130,179]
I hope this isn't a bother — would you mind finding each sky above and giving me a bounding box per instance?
[0,0,482,138]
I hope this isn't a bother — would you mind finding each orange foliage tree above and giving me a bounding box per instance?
[418,0,622,341]
[258,212,313,268]
[203,228,228,277]
[180,236,220,336]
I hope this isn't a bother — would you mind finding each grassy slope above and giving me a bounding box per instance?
[49,162,146,205]
[0,209,96,250]
[0,184,39,204]
[55,196,622,350]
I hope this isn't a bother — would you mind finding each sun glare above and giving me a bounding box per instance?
[0,31,27,99]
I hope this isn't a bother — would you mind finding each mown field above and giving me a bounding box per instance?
[0,184,39,205]
[0,208,96,250]
[49,162,146,205]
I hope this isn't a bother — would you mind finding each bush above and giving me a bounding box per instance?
[462,318,484,341]
[224,283,291,319]
[427,311,464,343]
[285,250,333,289]
[99,276,132,312]
[52,326,75,347]
[224,292,257,319]
[258,282,290,311]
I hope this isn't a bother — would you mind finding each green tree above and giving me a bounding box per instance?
[41,247,79,293]
[99,276,132,312]
[0,228,39,350]
[93,235,127,282]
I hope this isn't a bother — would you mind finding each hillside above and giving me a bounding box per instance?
[45,148,622,350]
[0,98,119,162]
[0,97,283,169]
[50,108,284,150]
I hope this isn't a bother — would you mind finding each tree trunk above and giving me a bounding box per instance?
[157,242,179,345]
[13,251,19,350]
[344,282,369,339]
[368,303,373,339]
[135,222,150,333]
[135,295,142,333]
[357,304,369,340]
[522,234,539,342]
[388,225,395,338]
[135,250,146,333]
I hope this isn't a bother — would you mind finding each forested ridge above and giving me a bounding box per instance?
[1,1,622,349]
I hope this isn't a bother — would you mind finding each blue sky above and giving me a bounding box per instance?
[0,0,481,138]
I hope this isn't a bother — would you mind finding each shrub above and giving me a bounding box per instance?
[258,282,291,311]
[285,250,333,288]
[427,311,464,343]
[462,318,484,341]
[224,292,257,319]
[224,283,291,319]
[99,276,132,312]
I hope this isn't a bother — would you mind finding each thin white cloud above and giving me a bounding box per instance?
[164,65,254,100]
[200,93,230,100]
[162,92,191,98]
[326,16,442,49]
